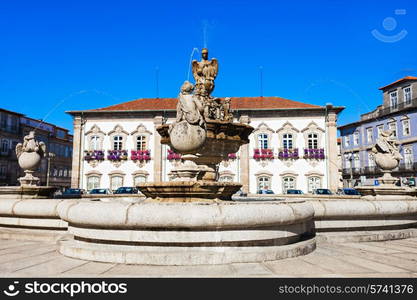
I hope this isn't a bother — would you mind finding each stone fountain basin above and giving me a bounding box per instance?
[57,199,316,265]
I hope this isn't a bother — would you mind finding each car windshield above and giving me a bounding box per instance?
[344,189,360,195]
[116,187,134,193]
[316,189,332,195]
[91,189,106,193]
[287,190,301,194]
[64,189,81,194]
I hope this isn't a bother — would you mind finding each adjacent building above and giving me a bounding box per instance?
[0,108,73,188]
[68,96,343,194]
[338,76,417,187]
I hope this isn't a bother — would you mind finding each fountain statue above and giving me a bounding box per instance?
[138,48,253,201]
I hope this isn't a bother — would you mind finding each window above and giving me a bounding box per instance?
[282,176,296,193]
[90,136,100,150]
[353,132,359,146]
[388,122,397,137]
[404,87,412,104]
[58,169,63,177]
[113,135,123,150]
[344,136,350,147]
[136,135,147,151]
[402,119,411,136]
[368,152,375,167]
[404,147,413,167]
[63,168,68,177]
[257,176,271,191]
[1,139,9,153]
[344,154,351,169]
[390,91,398,109]
[353,153,360,168]
[133,175,147,186]
[52,167,58,177]
[308,177,321,193]
[110,176,123,191]
[377,125,384,138]
[87,176,100,190]
[282,133,293,149]
[219,175,233,182]
[366,128,373,143]
[257,134,269,149]
[308,133,318,149]
[0,165,6,176]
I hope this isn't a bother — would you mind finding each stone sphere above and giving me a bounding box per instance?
[374,153,399,171]
[170,121,206,153]
[18,152,41,171]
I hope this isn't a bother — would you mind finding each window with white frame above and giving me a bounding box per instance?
[404,147,413,167]
[366,128,373,143]
[90,135,100,150]
[402,119,411,136]
[113,135,123,150]
[368,152,375,167]
[353,152,360,168]
[110,175,123,191]
[136,135,147,151]
[257,133,269,149]
[133,175,147,186]
[282,133,293,149]
[282,176,296,193]
[377,125,384,138]
[344,154,351,168]
[63,168,68,177]
[344,136,350,147]
[257,176,271,191]
[58,169,63,177]
[404,86,412,104]
[353,132,359,146]
[307,176,321,193]
[308,133,318,149]
[219,175,233,182]
[52,167,58,177]
[1,139,9,153]
[87,176,100,190]
[390,91,398,109]
[388,121,397,137]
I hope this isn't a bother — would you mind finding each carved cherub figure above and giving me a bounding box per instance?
[175,81,205,127]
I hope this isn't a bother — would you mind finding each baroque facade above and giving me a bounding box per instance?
[339,76,417,187]
[68,97,343,194]
[0,108,73,188]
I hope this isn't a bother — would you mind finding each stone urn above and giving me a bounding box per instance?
[18,151,42,171]
[374,153,399,171]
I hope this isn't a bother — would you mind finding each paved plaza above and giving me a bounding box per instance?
[1,237,417,277]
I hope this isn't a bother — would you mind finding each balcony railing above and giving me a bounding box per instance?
[278,148,299,159]
[253,148,274,160]
[131,150,151,161]
[376,98,417,118]
[303,148,325,159]
[84,150,105,161]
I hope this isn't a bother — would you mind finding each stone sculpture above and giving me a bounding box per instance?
[372,130,403,185]
[15,131,46,186]
[192,48,218,97]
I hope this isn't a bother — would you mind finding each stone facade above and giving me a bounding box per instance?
[68,98,343,194]
[339,77,417,188]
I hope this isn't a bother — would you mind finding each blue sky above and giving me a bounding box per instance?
[0,0,416,133]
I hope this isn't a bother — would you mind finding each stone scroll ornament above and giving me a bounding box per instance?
[372,129,403,185]
[15,131,46,186]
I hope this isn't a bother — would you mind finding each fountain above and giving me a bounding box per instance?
[57,49,316,265]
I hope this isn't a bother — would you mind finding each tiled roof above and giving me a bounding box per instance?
[379,76,417,90]
[92,96,321,112]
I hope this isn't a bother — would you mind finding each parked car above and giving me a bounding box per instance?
[337,188,361,196]
[257,189,274,194]
[59,188,85,198]
[114,187,139,194]
[286,189,304,195]
[312,188,333,195]
[89,188,112,195]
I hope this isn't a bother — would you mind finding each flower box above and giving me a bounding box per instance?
[167,149,181,160]
[107,150,128,161]
[253,148,273,160]
[303,148,325,159]
[131,150,151,161]
[84,150,105,161]
[278,148,299,159]
[227,153,237,159]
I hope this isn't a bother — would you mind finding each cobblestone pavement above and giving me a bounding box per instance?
[1,238,417,277]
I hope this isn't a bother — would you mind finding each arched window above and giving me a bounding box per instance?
[308,176,321,193]
[90,135,100,150]
[257,176,271,191]
[219,175,233,182]
[257,133,269,149]
[282,176,296,193]
[282,134,293,149]
[110,175,123,191]
[308,133,318,149]
[133,175,147,186]
[113,135,123,150]
[87,176,100,191]
[136,135,147,151]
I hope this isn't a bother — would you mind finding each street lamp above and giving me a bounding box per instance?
[46,152,56,186]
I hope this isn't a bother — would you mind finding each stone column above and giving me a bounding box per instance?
[153,116,164,182]
[71,116,82,188]
[239,115,250,193]
[326,107,339,191]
